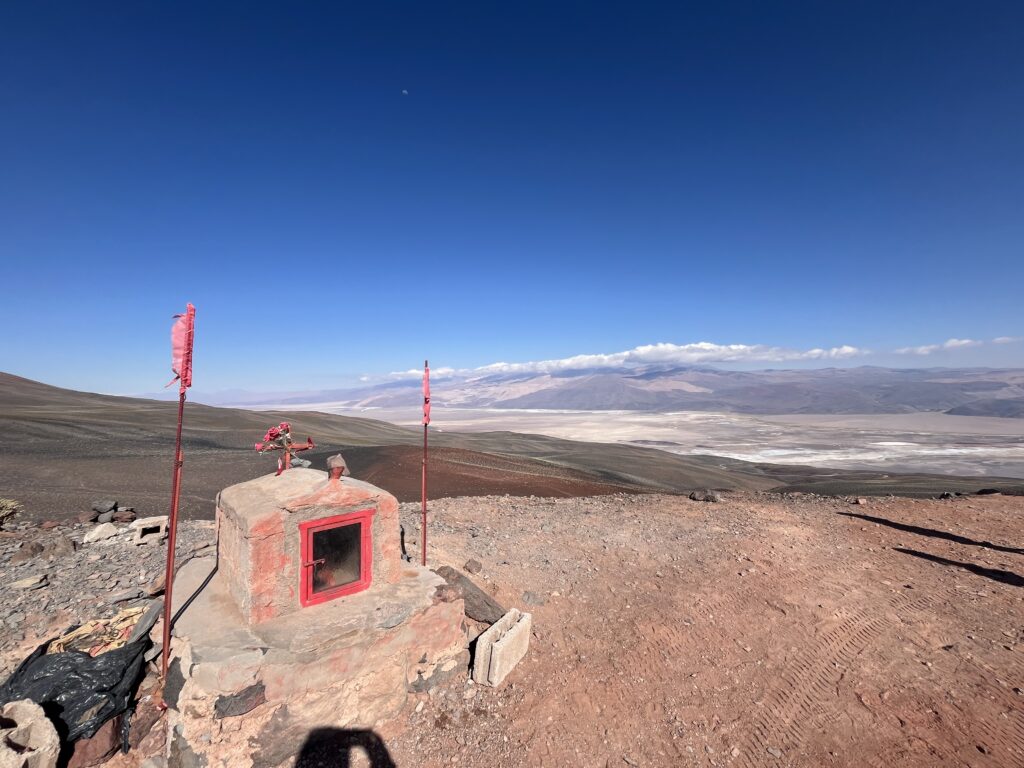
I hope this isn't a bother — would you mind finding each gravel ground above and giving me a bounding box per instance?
[0,517,214,677]
[381,491,1024,768]
[3,491,1022,768]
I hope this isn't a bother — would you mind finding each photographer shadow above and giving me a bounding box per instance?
[295,728,397,768]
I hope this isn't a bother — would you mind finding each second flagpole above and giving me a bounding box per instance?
[421,359,429,566]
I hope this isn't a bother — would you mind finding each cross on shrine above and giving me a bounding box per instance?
[255,422,316,475]
[266,436,315,475]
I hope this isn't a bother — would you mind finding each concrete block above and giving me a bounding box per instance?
[472,609,531,687]
[131,516,168,545]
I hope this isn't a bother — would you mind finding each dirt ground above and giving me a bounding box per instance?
[379,491,1024,768]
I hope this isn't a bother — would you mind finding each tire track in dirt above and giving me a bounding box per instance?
[736,608,887,768]
[389,493,1024,768]
[732,576,1023,768]
[725,549,934,766]
[958,656,1024,765]
[687,563,837,623]
[873,581,1024,767]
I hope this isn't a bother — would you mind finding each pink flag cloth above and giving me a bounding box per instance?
[422,362,431,425]
[167,304,196,389]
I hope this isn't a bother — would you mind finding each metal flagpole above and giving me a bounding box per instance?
[161,383,186,677]
[421,359,429,566]
[161,304,195,681]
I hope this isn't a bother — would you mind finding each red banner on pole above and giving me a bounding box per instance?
[422,361,431,425]
[161,303,195,686]
[167,303,196,389]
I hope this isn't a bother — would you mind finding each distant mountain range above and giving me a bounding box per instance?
[198,365,1024,418]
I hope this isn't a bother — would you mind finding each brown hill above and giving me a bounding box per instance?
[0,372,771,520]
[336,445,638,501]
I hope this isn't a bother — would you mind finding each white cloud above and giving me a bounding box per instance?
[387,366,457,379]
[389,341,868,378]
[993,336,1022,344]
[894,338,983,355]
[943,338,981,349]
[473,342,866,375]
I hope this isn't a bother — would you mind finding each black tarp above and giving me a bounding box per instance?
[0,638,148,742]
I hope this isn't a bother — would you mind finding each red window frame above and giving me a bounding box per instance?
[299,508,375,607]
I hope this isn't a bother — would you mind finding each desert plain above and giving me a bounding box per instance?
[268,404,1024,479]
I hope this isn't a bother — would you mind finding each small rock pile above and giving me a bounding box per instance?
[77,499,139,525]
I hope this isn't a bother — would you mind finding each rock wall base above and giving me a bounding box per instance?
[161,558,467,768]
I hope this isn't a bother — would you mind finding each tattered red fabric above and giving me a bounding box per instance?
[167,303,196,389]
[422,362,431,425]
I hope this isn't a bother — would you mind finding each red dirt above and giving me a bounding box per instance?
[341,445,638,502]
[385,491,1024,767]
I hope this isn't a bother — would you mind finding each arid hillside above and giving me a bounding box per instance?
[2,372,1022,522]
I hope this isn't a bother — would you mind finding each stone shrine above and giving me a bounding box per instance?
[161,464,469,767]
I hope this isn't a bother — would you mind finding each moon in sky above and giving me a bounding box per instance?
[402,89,409,95]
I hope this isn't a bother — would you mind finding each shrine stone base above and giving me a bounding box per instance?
[161,554,469,768]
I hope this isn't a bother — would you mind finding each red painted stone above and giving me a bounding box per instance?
[216,469,404,625]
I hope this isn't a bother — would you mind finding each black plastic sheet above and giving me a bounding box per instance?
[0,638,147,742]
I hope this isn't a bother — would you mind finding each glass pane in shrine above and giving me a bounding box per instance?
[311,521,362,594]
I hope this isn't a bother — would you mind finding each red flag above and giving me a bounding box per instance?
[167,303,196,389]
[422,360,431,425]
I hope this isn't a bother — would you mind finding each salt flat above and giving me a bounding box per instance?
[270,404,1024,479]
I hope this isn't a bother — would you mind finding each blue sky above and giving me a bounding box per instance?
[1,2,1022,394]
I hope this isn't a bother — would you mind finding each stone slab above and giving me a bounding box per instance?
[171,555,466,696]
[83,523,119,543]
[433,565,506,624]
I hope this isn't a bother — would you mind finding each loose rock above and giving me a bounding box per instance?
[0,699,61,768]
[10,541,44,565]
[433,566,506,624]
[11,574,48,590]
[40,535,76,561]
[145,572,166,597]
[689,489,722,503]
[84,523,120,543]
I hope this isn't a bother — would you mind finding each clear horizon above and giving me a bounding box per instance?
[2,3,1022,394]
